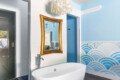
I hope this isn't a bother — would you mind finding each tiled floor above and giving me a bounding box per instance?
[84,73,111,80]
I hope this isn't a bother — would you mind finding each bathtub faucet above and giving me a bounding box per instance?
[36,54,44,68]
[40,57,44,61]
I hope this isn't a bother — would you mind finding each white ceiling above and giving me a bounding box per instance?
[73,0,93,4]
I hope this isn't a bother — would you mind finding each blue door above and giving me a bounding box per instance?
[67,15,77,62]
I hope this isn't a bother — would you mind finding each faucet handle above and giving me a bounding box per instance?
[40,57,44,61]
[36,54,44,60]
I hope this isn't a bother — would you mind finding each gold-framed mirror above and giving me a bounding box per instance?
[40,15,63,55]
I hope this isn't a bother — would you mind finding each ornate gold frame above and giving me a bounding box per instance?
[40,15,63,55]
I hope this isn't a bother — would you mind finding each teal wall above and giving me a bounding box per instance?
[81,0,120,41]
[72,1,81,10]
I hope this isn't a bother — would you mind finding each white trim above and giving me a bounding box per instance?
[77,17,81,63]
[68,8,81,62]
[79,16,82,63]
[81,5,102,15]
[69,8,81,17]
[87,71,120,80]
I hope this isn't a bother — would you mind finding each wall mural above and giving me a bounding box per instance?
[81,42,120,78]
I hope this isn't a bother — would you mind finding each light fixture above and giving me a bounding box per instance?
[51,0,72,15]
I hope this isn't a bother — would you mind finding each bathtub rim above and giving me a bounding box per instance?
[32,63,86,79]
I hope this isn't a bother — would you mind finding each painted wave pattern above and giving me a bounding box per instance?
[89,49,104,61]
[87,62,106,72]
[82,44,93,54]
[81,55,94,65]
[81,42,120,78]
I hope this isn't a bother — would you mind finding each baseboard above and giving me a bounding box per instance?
[86,70,120,80]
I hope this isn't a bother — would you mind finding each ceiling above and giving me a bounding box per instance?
[73,0,93,4]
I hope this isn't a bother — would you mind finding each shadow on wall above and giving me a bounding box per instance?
[81,42,120,78]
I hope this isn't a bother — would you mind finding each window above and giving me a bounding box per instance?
[0,31,8,48]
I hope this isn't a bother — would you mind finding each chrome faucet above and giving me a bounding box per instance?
[36,54,44,68]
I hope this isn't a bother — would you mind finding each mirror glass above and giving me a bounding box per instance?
[44,20,59,51]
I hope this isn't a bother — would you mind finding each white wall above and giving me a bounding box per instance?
[0,0,29,77]
[30,0,82,71]
[30,0,67,70]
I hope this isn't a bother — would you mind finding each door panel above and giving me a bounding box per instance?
[67,15,77,62]
[0,10,15,80]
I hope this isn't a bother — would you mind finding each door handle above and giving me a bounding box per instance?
[67,28,71,30]
[12,42,15,47]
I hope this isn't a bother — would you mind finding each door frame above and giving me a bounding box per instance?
[67,8,81,62]
[0,9,16,77]
[0,6,20,77]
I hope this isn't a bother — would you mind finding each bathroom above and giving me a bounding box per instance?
[0,0,120,80]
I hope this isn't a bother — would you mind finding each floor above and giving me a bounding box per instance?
[11,73,111,80]
[84,73,111,80]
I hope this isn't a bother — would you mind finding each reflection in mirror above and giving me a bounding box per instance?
[44,20,59,51]
[0,31,8,48]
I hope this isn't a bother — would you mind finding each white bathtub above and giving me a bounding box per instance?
[32,63,86,80]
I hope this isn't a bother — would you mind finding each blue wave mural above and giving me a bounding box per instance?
[89,49,104,61]
[99,57,118,70]
[110,65,120,77]
[81,42,120,79]
[111,52,120,63]
[100,70,116,76]
[87,62,106,71]
[81,55,94,65]
[82,44,93,54]
[87,66,94,71]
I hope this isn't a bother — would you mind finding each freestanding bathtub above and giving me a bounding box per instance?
[32,63,86,80]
